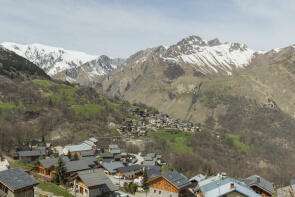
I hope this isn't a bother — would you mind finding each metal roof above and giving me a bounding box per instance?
[101,162,124,174]
[0,168,39,191]
[162,171,191,189]
[88,137,98,143]
[200,176,260,197]
[189,174,206,182]
[65,143,92,152]
[77,169,118,191]
[244,175,275,194]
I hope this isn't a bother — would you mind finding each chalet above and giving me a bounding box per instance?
[34,156,99,181]
[243,175,275,197]
[34,156,70,181]
[101,162,124,175]
[18,149,46,163]
[148,171,193,197]
[73,169,118,197]
[197,175,260,197]
[65,157,99,176]
[116,164,143,179]
[0,168,39,197]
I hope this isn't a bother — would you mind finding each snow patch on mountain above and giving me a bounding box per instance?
[1,42,98,76]
[164,35,255,74]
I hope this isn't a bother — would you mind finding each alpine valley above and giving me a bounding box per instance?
[2,35,295,183]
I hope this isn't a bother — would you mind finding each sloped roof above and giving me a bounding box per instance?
[18,149,45,157]
[88,137,98,143]
[144,166,161,179]
[244,175,275,194]
[65,159,96,173]
[65,143,92,152]
[0,168,39,191]
[39,156,70,169]
[189,174,206,182]
[101,153,114,158]
[117,165,143,173]
[110,148,121,154]
[81,151,95,157]
[109,144,118,149]
[101,162,124,174]
[161,171,191,189]
[83,140,95,147]
[200,176,260,197]
[77,169,118,191]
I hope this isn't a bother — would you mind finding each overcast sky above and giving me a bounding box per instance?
[0,0,295,57]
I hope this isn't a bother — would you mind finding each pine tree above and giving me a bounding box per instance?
[142,168,148,190]
[56,156,67,185]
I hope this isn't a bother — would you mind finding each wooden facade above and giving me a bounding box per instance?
[33,162,56,181]
[250,185,272,197]
[149,177,179,193]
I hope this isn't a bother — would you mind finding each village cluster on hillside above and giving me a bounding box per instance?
[117,108,199,137]
[0,136,294,197]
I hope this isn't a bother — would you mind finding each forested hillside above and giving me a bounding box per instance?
[0,48,134,153]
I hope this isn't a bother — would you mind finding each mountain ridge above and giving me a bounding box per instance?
[0,42,124,86]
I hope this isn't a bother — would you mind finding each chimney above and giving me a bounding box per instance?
[257,176,261,183]
[230,183,235,189]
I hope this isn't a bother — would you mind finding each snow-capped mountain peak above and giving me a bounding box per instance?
[0,42,123,85]
[165,35,255,75]
[1,42,98,76]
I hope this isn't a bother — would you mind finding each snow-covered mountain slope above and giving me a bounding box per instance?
[0,42,122,84]
[164,35,255,75]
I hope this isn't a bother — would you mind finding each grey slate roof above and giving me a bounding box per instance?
[0,168,39,191]
[65,159,96,173]
[144,166,161,179]
[162,171,192,189]
[81,151,95,157]
[39,156,70,169]
[101,162,124,174]
[117,164,143,173]
[101,153,114,158]
[244,175,275,194]
[18,149,45,157]
[77,169,118,192]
